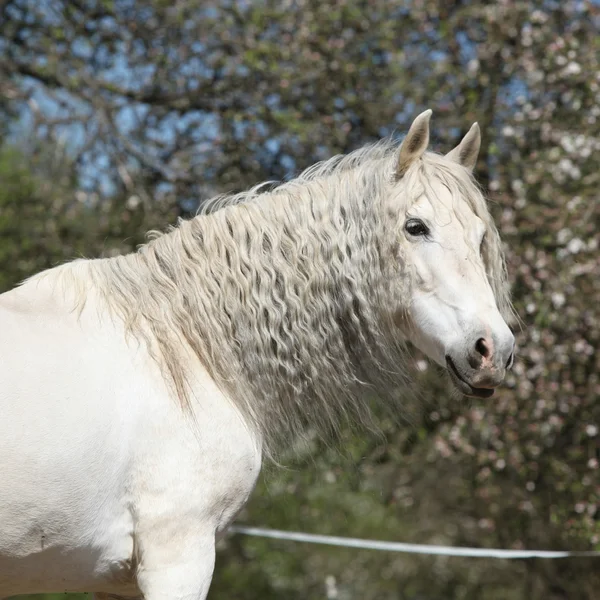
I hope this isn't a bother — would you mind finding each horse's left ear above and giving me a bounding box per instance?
[396,109,432,179]
[445,122,481,171]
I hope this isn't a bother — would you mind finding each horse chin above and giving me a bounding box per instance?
[446,357,496,399]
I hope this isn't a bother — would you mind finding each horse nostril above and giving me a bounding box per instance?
[475,337,491,358]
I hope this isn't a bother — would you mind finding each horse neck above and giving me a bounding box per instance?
[94,171,407,455]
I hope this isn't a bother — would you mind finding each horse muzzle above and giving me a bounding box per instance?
[445,328,515,398]
[447,354,507,397]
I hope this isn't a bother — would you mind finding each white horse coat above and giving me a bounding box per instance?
[0,267,261,598]
[0,111,514,599]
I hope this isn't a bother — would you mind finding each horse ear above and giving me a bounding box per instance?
[445,122,481,171]
[395,109,432,179]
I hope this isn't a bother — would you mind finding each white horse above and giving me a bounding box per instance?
[0,110,514,599]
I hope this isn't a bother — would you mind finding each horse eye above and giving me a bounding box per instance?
[404,218,429,237]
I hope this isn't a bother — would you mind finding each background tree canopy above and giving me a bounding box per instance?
[1,1,598,599]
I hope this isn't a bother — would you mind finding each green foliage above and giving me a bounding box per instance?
[0,144,82,290]
[0,143,177,294]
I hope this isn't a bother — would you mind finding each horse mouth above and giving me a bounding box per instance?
[445,355,495,399]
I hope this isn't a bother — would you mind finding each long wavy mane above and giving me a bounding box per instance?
[85,140,510,457]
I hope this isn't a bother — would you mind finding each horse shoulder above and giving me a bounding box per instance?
[132,363,262,537]
[121,357,262,599]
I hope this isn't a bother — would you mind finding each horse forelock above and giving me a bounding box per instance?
[82,139,510,459]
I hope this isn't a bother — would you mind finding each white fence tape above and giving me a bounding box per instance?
[230,526,600,559]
